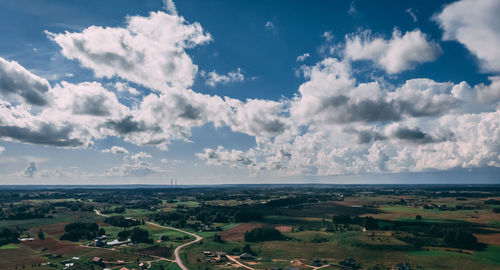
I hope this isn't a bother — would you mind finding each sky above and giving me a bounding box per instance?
[0,0,499,185]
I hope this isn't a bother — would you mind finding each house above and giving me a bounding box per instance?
[64,262,74,267]
[72,257,80,260]
[92,257,103,265]
[139,262,147,269]
[239,253,253,260]
[203,250,212,256]
[119,268,129,270]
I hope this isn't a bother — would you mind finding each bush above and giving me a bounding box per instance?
[244,227,285,242]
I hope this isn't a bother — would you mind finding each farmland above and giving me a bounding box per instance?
[0,185,499,269]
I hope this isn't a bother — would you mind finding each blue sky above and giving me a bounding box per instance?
[0,0,499,184]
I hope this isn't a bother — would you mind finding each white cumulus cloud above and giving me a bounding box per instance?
[46,10,212,92]
[344,29,442,73]
[0,57,50,105]
[203,68,245,87]
[434,0,500,73]
[102,145,129,154]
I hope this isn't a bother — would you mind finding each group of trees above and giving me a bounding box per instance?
[104,216,142,227]
[60,222,99,242]
[265,196,317,207]
[331,215,379,230]
[0,201,93,221]
[58,221,153,244]
[153,211,188,228]
[50,201,94,212]
[130,227,153,244]
[0,228,20,246]
[390,221,483,250]
[115,227,153,244]
[0,204,46,220]
[0,227,46,247]
[152,205,265,229]
[244,227,285,242]
[443,229,480,249]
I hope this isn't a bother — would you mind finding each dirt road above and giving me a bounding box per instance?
[226,255,257,270]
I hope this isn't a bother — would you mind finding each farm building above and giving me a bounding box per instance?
[107,239,131,246]
[18,237,35,241]
[239,253,253,260]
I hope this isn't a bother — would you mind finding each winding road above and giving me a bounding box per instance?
[94,209,203,270]
[145,221,202,270]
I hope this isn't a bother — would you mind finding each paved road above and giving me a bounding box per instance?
[94,209,202,270]
[145,221,203,270]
